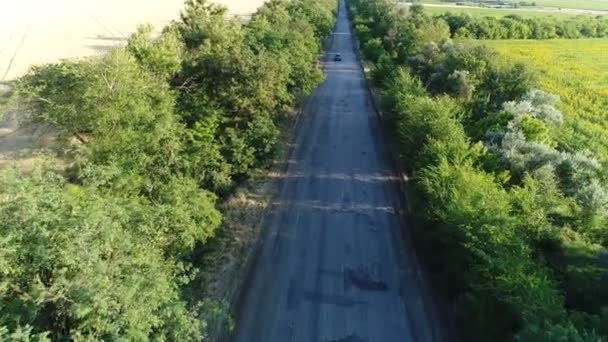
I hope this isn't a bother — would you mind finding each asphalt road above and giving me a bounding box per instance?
[232,2,442,341]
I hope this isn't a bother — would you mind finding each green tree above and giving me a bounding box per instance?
[127,24,184,79]
[362,38,384,63]
[245,1,323,96]
[181,113,232,192]
[517,321,601,342]
[17,49,184,194]
[0,168,202,340]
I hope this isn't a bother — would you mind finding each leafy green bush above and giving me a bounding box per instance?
[0,168,203,340]
[127,24,184,80]
[17,49,184,194]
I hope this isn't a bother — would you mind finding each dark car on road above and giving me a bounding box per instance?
[334,53,342,61]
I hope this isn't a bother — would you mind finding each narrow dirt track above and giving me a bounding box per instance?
[232,1,445,342]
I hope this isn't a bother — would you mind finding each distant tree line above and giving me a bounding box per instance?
[437,10,608,39]
[349,1,608,341]
[0,0,336,340]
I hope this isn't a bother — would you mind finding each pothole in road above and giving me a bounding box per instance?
[355,212,379,232]
[303,291,366,308]
[344,266,387,292]
[329,334,368,342]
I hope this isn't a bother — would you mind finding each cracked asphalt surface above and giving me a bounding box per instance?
[232,2,442,341]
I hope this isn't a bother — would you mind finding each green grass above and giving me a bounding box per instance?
[483,39,608,157]
[403,0,608,13]
[532,0,608,11]
[421,5,582,16]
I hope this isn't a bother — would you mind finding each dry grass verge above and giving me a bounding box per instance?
[192,30,335,340]
[187,108,301,341]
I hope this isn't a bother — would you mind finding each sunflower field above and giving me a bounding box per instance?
[485,39,608,158]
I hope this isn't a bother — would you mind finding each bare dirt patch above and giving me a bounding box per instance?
[0,87,59,171]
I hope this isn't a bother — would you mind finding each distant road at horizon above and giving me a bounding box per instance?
[0,0,264,81]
